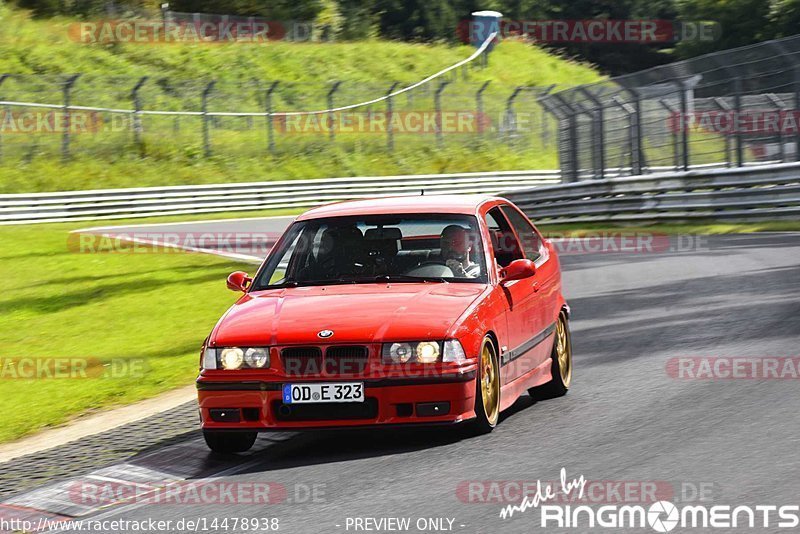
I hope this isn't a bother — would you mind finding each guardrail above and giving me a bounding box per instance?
[0,170,560,225]
[503,162,800,224]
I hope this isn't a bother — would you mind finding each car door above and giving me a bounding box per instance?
[500,204,558,371]
[484,206,543,384]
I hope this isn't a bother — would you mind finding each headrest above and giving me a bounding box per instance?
[364,227,402,241]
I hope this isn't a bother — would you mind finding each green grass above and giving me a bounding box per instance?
[0,214,285,443]
[0,6,602,193]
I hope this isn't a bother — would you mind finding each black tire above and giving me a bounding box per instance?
[471,336,501,434]
[203,430,257,453]
[529,311,572,400]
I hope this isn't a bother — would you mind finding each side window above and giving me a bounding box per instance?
[484,207,524,268]
[500,206,543,262]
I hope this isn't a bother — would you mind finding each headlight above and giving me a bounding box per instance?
[386,342,414,364]
[244,347,269,368]
[416,341,440,363]
[220,348,244,370]
[205,346,271,370]
[382,341,443,364]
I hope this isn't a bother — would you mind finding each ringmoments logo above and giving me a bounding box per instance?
[499,469,799,531]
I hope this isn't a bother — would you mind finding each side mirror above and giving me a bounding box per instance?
[226,271,252,292]
[500,259,536,284]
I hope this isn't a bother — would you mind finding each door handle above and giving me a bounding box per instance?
[532,282,540,293]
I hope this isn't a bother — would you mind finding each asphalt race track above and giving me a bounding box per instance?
[5,225,800,534]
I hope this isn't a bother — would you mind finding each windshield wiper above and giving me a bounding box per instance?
[261,275,448,289]
[371,274,448,283]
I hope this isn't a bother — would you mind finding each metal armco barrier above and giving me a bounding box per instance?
[503,162,800,224]
[0,170,560,225]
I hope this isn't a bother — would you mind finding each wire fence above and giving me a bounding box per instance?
[0,28,562,167]
[541,35,800,182]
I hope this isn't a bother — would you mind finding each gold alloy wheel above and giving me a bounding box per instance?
[480,341,500,425]
[556,315,572,387]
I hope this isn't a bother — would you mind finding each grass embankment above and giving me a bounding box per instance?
[0,6,603,193]
[0,209,304,443]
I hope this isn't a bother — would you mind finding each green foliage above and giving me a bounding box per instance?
[0,6,602,193]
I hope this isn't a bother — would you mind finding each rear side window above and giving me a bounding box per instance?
[500,205,543,262]
[484,207,524,268]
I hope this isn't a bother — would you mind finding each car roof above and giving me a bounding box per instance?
[296,194,506,220]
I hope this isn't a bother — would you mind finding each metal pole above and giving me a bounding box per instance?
[537,85,556,149]
[658,99,680,171]
[712,97,733,167]
[327,81,341,143]
[62,75,80,162]
[201,81,216,158]
[796,66,800,162]
[579,88,606,179]
[131,76,148,157]
[612,96,636,175]
[385,82,399,152]
[0,74,9,163]
[766,93,787,162]
[476,81,491,137]
[677,80,690,171]
[265,81,278,154]
[505,86,523,145]
[552,93,578,183]
[627,88,644,174]
[434,81,450,148]
[733,77,743,167]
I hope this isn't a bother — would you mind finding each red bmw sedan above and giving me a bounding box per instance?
[197,195,572,453]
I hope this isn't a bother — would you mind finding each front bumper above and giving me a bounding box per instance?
[197,371,477,431]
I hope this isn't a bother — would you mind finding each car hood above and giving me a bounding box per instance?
[211,283,488,346]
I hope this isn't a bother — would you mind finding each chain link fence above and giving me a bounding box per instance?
[0,70,558,164]
[541,35,800,182]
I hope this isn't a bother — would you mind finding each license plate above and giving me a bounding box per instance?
[282,382,364,404]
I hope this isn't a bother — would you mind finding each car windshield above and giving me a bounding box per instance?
[252,214,487,289]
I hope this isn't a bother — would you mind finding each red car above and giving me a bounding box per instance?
[197,195,572,453]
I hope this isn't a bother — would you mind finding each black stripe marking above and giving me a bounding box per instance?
[501,322,556,367]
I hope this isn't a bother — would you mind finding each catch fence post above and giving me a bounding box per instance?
[62,75,80,162]
[476,81,491,137]
[434,81,450,148]
[202,81,216,157]
[327,81,341,143]
[385,82,399,152]
[265,81,279,154]
[132,76,148,157]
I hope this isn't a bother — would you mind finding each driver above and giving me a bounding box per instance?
[440,224,480,278]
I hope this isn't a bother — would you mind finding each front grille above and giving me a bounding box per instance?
[272,398,378,421]
[281,347,323,376]
[281,345,370,376]
[325,345,369,374]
